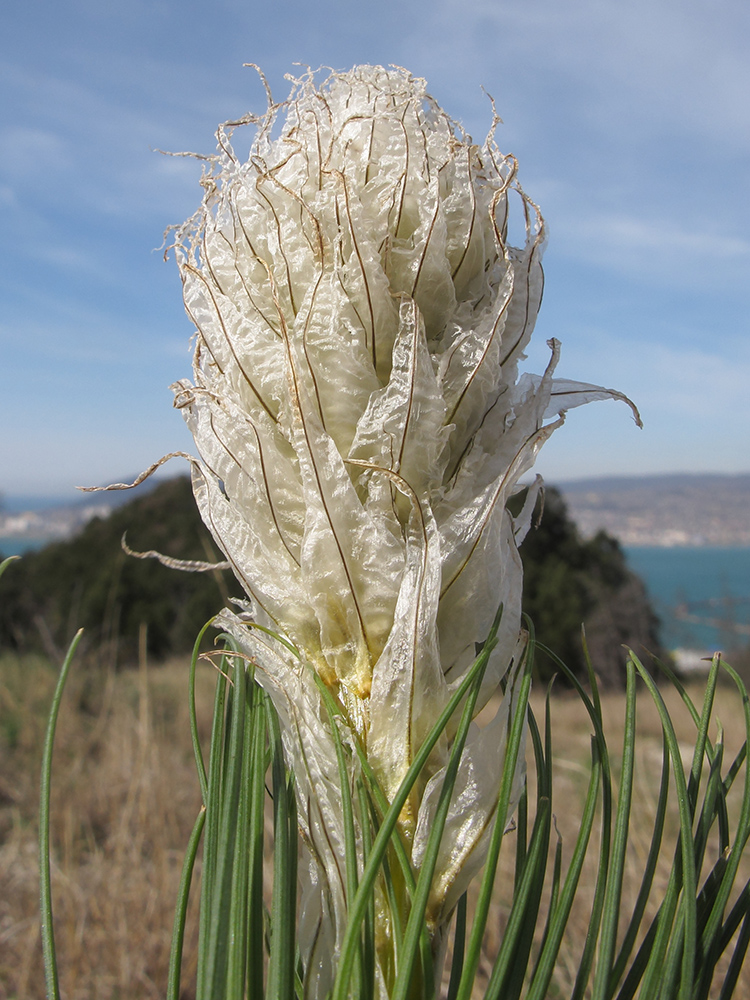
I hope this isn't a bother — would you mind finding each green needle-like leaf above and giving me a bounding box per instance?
[632,654,697,1000]
[247,687,269,998]
[189,619,217,805]
[331,605,506,1000]
[167,807,207,1000]
[445,893,467,1000]
[390,620,492,1000]
[454,637,534,1000]
[526,737,602,1000]
[196,658,229,997]
[611,731,670,994]
[266,694,297,1000]
[592,657,637,1000]
[39,629,84,1000]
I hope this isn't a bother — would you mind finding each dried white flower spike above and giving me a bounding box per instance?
[171,64,639,996]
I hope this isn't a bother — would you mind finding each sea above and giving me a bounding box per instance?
[0,537,54,557]
[2,535,749,657]
[624,546,750,657]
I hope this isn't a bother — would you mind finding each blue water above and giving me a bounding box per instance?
[0,537,53,557]
[625,547,750,653]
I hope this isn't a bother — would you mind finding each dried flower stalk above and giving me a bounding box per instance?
[169,64,639,996]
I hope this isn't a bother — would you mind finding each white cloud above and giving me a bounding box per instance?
[556,209,750,288]
[429,0,750,151]
[0,125,70,164]
[0,61,206,223]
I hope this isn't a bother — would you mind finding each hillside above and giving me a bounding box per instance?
[0,478,239,663]
[0,477,665,685]
[558,473,750,546]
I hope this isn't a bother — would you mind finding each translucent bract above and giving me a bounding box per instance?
[170,65,639,997]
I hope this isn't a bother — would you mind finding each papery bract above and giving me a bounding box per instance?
[170,64,640,997]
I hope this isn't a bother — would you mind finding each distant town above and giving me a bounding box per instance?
[558,473,750,547]
[0,494,128,547]
[1,472,750,550]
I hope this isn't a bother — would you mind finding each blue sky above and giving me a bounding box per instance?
[2,0,748,499]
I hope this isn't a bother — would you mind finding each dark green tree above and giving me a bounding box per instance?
[1,479,664,683]
[0,478,240,663]
[517,487,666,685]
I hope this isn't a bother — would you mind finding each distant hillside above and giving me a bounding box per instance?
[0,478,160,544]
[557,473,750,547]
[0,478,241,663]
[0,477,666,685]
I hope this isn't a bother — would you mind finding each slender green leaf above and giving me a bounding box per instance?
[247,684,269,998]
[167,806,207,1000]
[196,659,229,997]
[225,676,258,997]
[525,737,602,1000]
[631,654,697,1000]
[695,659,750,969]
[592,657,637,1000]
[534,639,615,999]
[0,554,20,577]
[331,605,507,1000]
[357,780,377,1000]
[718,908,750,1000]
[489,693,552,1000]
[266,693,297,1000]
[390,615,493,1000]
[455,639,533,1000]
[204,657,248,998]
[484,795,552,1000]
[514,785,529,893]
[446,893,467,1000]
[711,878,750,964]
[611,732,670,994]
[189,619,217,805]
[686,654,721,816]
[313,669,422,978]
[39,629,84,1000]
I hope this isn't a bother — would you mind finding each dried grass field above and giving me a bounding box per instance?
[2,649,748,999]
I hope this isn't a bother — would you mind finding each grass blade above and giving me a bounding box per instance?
[203,656,249,997]
[39,629,84,1000]
[390,619,494,1000]
[525,736,603,1000]
[357,780,377,1000]
[592,657,637,1000]
[718,908,750,1000]
[167,806,207,1000]
[631,654,697,1000]
[454,638,534,1000]
[247,682,269,998]
[486,692,552,1000]
[266,691,297,1000]
[692,660,750,991]
[196,657,229,997]
[485,794,552,1000]
[445,893,467,1000]
[189,619,217,804]
[610,729,670,995]
[331,605,507,1000]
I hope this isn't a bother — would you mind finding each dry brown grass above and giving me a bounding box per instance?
[471,678,750,998]
[2,652,749,999]
[0,651,213,999]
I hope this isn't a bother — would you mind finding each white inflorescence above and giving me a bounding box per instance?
[170,64,639,996]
